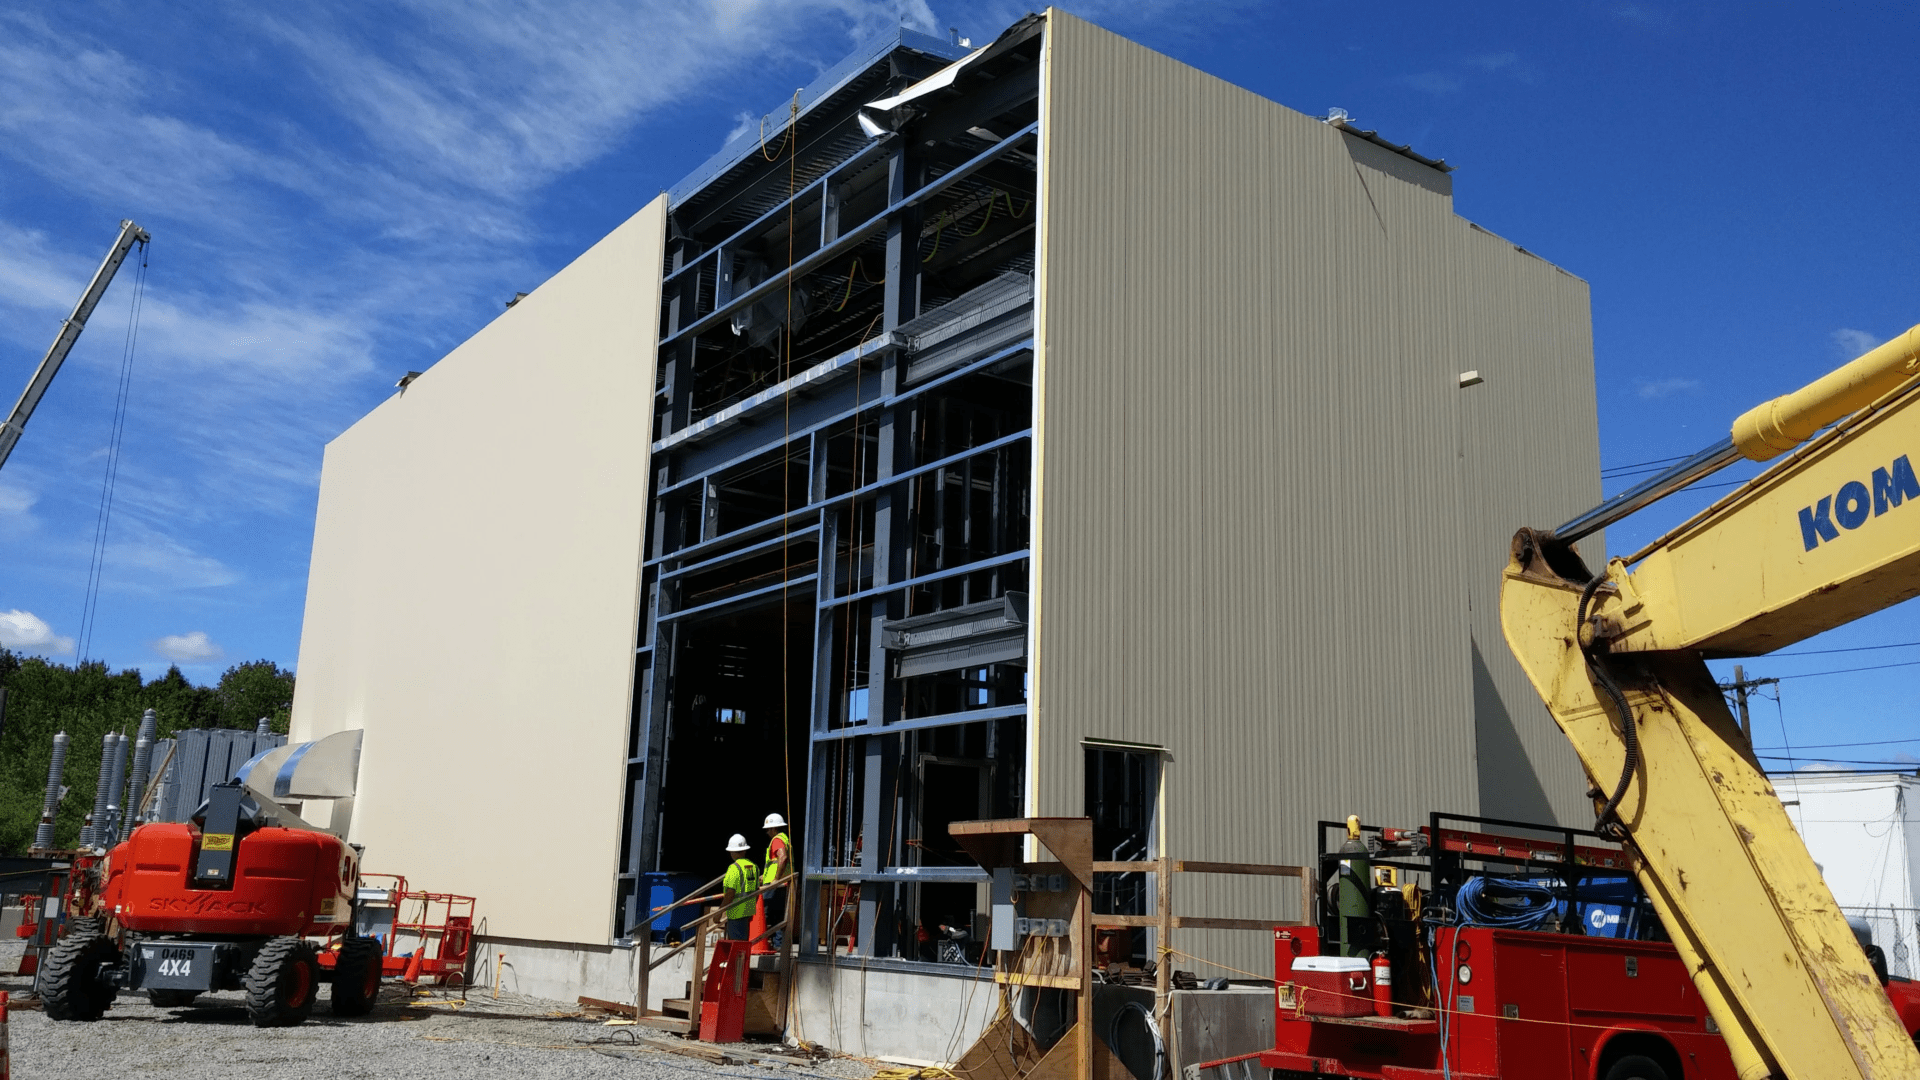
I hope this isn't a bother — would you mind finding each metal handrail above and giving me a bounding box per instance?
[645,872,796,971]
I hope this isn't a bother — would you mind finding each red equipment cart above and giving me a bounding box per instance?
[315,874,474,986]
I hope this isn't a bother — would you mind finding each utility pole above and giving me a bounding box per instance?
[1733,664,1753,743]
[1721,666,1778,744]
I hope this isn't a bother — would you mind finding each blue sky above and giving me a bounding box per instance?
[1,2,1915,768]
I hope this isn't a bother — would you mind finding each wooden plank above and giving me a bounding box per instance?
[955,1011,1049,1080]
[1027,819,1093,893]
[636,1035,735,1064]
[1174,860,1307,878]
[994,971,1083,990]
[579,995,637,1017]
[637,938,650,1018]
[1076,898,1092,1080]
[1155,853,1173,1076]
[1090,914,1157,928]
[774,871,798,1036]
[949,818,1046,836]
[1170,917,1278,932]
[1024,1022,1085,1080]
[1092,861,1156,872]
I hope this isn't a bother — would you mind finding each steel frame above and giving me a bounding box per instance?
[615,34,1041,969]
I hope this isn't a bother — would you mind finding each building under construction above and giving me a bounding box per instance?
[289,9,1601,1058]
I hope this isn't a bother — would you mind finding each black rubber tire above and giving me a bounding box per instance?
[147,988,201,1008]
[66,916,105,940]
[244,937,320,1027]
[41,935,120,1021]
[1602,1054,1672,1080]
[330,935,384,1017]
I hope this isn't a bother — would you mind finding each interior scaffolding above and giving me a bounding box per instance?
[616,19,1048,968]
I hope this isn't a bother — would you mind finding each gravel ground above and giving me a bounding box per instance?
[1,942,882,1080]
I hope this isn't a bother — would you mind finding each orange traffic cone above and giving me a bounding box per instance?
[403,944,426,984]
[749,894,774,955]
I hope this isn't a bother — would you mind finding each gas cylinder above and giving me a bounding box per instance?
[1371,952,1393,1016]
[1333,815,1374,957]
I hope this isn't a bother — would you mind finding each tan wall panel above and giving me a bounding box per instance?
[290,199,666,945]
[1031,12,1597,971]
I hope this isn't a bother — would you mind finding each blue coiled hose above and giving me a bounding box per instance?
[1454,876,1558,930]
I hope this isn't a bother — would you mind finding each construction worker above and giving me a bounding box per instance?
[722,834,759,941]
[762,813,791,946]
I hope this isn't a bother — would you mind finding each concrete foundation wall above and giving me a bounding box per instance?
[479,935,695,1013]
[788,960,1001,1065]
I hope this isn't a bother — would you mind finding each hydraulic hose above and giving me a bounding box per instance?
[1577,575,1638,841]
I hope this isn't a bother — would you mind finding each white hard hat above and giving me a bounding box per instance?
[763,813,787,829]
[726,833,751,852]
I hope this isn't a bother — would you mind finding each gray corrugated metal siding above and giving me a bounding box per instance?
[1028,10,1599,975]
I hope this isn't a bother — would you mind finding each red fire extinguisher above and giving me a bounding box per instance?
[1371,952,1393,1017]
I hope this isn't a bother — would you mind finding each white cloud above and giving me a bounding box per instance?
[104,528,243,592]
[0,0,1057,649]
[722,110,759,149]
[256,0,946,202]
[1636,377,1701,400]
[0,479,34,515]
[0,609,76,656]
[152,630,224,663]
[1832,328,1881,359]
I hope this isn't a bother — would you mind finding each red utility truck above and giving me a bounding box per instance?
[1262,815,1920,1080]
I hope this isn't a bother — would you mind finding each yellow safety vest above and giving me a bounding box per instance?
[764,832,791,879]
[724,858,760,919]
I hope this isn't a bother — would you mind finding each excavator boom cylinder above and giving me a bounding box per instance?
[1732,324,1920,461]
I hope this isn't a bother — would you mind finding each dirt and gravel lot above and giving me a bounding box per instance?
[1,943,879,1080]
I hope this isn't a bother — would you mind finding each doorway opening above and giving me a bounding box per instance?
[654,600,812,885]
[1085,742,1162,967]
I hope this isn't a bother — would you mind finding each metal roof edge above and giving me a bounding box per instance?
[1328,117,1452,173]
[666,27,969,207]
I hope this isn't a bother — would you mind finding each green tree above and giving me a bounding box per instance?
[211,660,296,732]
[0,649,293,854]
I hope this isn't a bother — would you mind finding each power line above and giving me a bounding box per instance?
[1772,659,1920,681]
[1754,738,1920,751]
[1755,755,1920,767]
[1599,453,1690,475]
[1768,639,1920,658]
[75,238,149,664]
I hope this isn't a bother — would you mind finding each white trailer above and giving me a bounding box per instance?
[1774,771,1920,978]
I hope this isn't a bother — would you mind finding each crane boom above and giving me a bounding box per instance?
[0,219,150,472]
[1502,322,1920,1079]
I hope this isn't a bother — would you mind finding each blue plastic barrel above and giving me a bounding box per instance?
[640,872,705,942]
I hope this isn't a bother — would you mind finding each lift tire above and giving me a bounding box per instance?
[330,935,383,1017]
[147,988,200,1008]
[66,916,105,940]
[245,937,319,1027]
[41,934,121,1021]
[1602,1055,1672,1080]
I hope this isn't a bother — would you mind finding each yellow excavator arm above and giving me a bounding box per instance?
[1502,325,1920,1079]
